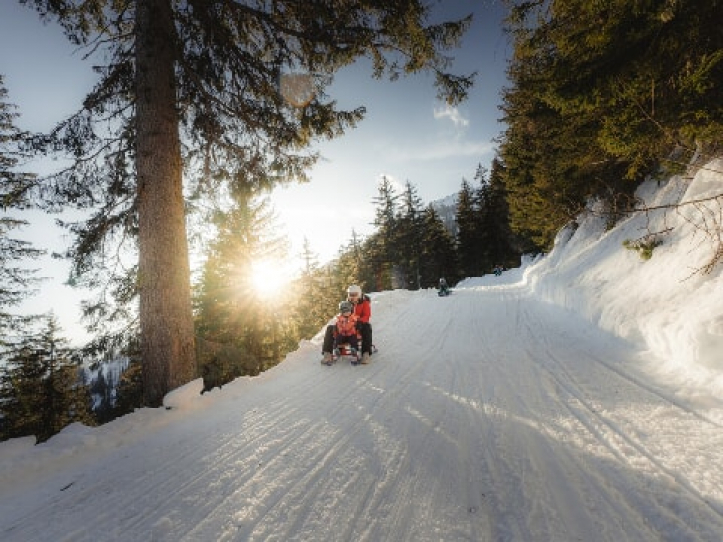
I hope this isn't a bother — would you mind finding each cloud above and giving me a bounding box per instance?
[387,139,495,162]
[433,104,470,128]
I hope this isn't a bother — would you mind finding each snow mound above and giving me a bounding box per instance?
[526,157,723,398]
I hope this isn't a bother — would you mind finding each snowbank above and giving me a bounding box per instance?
[525,157,723,397]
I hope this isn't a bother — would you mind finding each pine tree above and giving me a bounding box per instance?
[370,176,402,290]
[350,232,380,294]
[419,205,458,288]
[455,178,482,277]
[501,0,723,249]
[293,238,335,339]
[0,75,44,353]
[480,158,523,267]
[0,315,93,443]
[331,230,366,293]
[472,165,494,273]
[397,181,425,289]
[194,189,291,380]
[474,160,521,272]
[114,353,143,418]
[0,343,45,441]
[21,1,474,405]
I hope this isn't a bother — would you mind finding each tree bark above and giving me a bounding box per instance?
[135,0,196,406]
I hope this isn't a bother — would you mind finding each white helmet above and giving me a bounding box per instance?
[347,284,362,298]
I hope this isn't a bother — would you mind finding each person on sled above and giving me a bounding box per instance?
[438,277,450,296]
[322,284,373,364]
[333,301,360,354]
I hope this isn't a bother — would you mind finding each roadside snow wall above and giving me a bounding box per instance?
[525,157,723,395]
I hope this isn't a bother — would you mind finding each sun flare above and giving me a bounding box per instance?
[250,259,290,299]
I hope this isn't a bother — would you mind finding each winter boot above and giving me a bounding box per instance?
[361,352,371,364]
[322,352,332,365]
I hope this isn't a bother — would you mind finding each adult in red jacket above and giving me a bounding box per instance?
[322,284,373,364]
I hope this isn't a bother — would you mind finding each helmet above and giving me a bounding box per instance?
[339,300,354,313]
[347,284,362,297]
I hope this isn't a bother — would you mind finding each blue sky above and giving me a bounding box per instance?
[275,0,511,260]
[0,0,510,342]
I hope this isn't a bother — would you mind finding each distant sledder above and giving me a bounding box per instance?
[438,277,451,297]
[321,285,374,366]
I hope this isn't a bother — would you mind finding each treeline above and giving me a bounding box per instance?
[499,0,723,250]
[332,161,522,293]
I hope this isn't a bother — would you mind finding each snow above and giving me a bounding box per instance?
[2,159,723,541]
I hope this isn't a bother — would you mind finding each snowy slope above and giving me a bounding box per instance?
[528,157,723,399]
[1,159,723,541]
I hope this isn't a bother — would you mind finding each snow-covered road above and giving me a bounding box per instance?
[2,280,723,541]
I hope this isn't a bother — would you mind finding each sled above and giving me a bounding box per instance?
[332,344,362,365]
[324,343,378,366]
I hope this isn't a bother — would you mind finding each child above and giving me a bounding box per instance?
[333,300,359,354]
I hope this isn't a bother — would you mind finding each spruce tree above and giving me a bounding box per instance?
[0,315,93,443]
[501,0,723,249]
[345,230,373,293]
[476,159,521,271]
[482,157,523,267]
[21,1,474,405]
[455,178,481,277]
[194,188,290,378]
[397,181,425,289]
[371,176,402,290]
[472,165,494,273]
[0,75,44,354]
[293,239,332,340]
[333,230,370,294]
[419,205,458,287]
[0,342,45,441]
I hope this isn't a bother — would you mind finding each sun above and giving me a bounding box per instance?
[250,259,291,299]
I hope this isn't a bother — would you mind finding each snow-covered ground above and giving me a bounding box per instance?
[1,159,723,541]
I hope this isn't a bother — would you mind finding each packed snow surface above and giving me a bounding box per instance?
[1,159,723,541]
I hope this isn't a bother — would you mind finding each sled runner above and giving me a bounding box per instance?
[332,343,362,365]
[322,343,378,366]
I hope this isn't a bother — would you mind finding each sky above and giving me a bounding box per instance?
[0,0,511,343]
[1,157,723,541]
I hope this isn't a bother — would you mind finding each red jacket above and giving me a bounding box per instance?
[335,313,358,336]
[351,294,371,324]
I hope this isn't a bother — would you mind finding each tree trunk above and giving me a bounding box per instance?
[135,0,196,406]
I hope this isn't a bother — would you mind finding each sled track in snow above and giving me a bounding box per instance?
[515,295,723,533]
